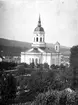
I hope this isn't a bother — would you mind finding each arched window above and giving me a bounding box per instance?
[40,37,42,42]
[34,37,35,42]
[56,46,57,50]
[32,58,34,63]
[35,58,38,64]
[43,37,44,42]
[36,37,38,42]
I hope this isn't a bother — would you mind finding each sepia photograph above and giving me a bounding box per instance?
[0,0,78,104]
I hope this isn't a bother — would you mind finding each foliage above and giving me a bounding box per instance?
[27,70,56,94]
[32,93,46,105]
[70,45,78,68]
[18,63,29,68]
[45,90,59,105]
[32,90,59,105]
[0,61,17,70]
[59,64,66,70]
[50,64,57,69]
[43,63,49,69]
[36,63,43,69]
[69,45,78,88]
[32,89,78,105]
[0,71,17,105]
[29,62,35,68]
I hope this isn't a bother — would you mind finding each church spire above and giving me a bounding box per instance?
[38,14,41,27]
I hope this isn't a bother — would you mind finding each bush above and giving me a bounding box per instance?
[33,93,46,105]
[50,64,56,69]
[0,61,17,70]
[46,90,59,105]
[59,91,67,105]
[43,63,49,69]
[32,90,59,105]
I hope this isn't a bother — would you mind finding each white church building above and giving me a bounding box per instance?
[21,16,70,66]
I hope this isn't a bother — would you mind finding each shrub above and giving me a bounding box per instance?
[67,93,76,105]
[59,91,67,105]
[46,90,59,105]
[43,63,49,69]
[33,93,46,105]
[50,64,56,69]
[32,90,59,105]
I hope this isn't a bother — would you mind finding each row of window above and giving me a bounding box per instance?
[29,58,40,64]
[34,37,44,42]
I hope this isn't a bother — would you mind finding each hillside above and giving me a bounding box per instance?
[0,38,31,48]
[0,38,70,56]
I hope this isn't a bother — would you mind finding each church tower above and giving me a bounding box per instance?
[32,15,46,48]
[55,41,60,52]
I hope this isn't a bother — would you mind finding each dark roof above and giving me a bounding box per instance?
[30,48,41,53]
[41,47,70,56]
[34,15,44,32]
[40,47,56,53]
[34,26,44,32]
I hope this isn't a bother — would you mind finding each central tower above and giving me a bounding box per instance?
[32,15,46,48]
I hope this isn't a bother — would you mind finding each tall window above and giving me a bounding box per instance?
[35,58,38,64]
[29,58,31,63]
[40,37,42,42]
[34,37,35,42]
[56,46,57,50]
[43,37,44,42]
[32,58,34,63]
[36,37,38,42]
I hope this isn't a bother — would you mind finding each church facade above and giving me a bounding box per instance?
[21,16,70,66]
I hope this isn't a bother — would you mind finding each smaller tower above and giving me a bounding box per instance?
[55,41,60,52]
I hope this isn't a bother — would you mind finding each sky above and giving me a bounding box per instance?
[0,0,78,47]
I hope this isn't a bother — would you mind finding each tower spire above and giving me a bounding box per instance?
[38,14,41,27]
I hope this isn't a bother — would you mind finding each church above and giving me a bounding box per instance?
[21,16,70,66]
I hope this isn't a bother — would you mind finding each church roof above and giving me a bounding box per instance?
[25,47,70,56]
[30,48,41,53]
[40,47,56,53]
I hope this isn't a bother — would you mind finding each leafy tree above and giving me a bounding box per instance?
[29,62,35,68]
[0,72,17,105]
[50,64,56,69]
[36,63,43,69]
[59,92,67,105]
[0,62,17,70]
[70,46,78,89]
[70,45,78,68]
[59,64,66,70]
[43,63,49,69]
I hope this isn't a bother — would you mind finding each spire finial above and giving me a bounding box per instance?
[39,14,41,22]
[38,14,41,27]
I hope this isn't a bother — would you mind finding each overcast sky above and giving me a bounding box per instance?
[0,0,78,47]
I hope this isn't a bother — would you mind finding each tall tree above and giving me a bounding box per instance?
[70,45,78,68]
[70,45,78,89]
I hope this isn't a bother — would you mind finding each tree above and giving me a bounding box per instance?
[50,64,56,69]
[43,63,49,69]
[70,45,78,68]
[0,72,17,105]
[29,62,35,68]
[70,45,78,89]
